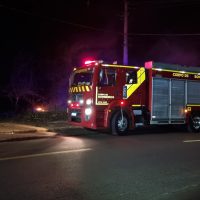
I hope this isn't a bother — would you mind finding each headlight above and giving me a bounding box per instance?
[67,100,72,104]
[85,108,92,115]
[86,99,92,105]
[79,99,84,104]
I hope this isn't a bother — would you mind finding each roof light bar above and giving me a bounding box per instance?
[84,60,96,65]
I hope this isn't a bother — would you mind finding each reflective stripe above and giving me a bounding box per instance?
[86,86,90,92]
[152,68,198,75]
[132,104,142,107]
[82,86,85,92]
[69,86,91,93]
[125,67,146,99]
[102,64,140,69]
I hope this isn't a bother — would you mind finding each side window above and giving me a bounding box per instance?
[99,68,116,86]
[126,70,137,84]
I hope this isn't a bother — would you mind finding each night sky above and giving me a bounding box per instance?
[1,0,200,112]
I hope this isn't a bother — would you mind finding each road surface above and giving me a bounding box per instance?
[0,127,200,200]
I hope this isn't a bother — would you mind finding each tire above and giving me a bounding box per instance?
[187,115,200,133]
[111,111,129,135]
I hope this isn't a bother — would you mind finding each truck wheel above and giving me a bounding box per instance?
[111,111,129,135]
[188,115,200,133]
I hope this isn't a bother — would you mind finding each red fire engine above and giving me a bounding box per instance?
[67,60,200,135]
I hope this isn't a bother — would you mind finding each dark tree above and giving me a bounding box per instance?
[4,54,43,113]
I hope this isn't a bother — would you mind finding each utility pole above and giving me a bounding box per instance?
[123,0,128,65]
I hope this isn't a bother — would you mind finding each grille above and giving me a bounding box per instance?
[71,93,83,102]
[70,109,82,123]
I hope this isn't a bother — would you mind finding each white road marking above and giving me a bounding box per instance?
[183,139,200,143]
[0,148,92,161]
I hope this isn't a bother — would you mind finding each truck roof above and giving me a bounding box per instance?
[146,61,200,73]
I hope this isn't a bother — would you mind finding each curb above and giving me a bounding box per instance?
[0,132,57,143]
[0,129,37,134]
[0,122,91,143]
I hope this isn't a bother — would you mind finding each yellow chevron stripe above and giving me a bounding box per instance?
[125,67,146,98]
[86,86,90,92]
[69,85,92,93]
[82,86,85,92]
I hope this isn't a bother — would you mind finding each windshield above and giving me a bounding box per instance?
[70,68,93,86]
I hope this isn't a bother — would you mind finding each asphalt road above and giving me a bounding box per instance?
[0,127,200,200]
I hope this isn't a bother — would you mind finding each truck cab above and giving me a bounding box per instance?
[67,60,147,134]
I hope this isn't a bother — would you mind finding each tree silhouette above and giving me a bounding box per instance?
[4,53,43,113]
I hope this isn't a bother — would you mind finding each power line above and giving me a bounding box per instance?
[0,4,122,34]
[1,3,200,37]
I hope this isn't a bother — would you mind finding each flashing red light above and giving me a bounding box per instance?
[84,60,96,65]
[145,61,153,69]
[70,103,80,108]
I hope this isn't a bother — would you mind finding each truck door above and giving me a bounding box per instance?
[95,67,117,105]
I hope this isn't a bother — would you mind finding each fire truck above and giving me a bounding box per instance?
[67,60,200,135]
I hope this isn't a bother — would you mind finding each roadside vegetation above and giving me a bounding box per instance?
[0,111,67,127]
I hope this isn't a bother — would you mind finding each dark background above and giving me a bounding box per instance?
[1,0,200,113]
